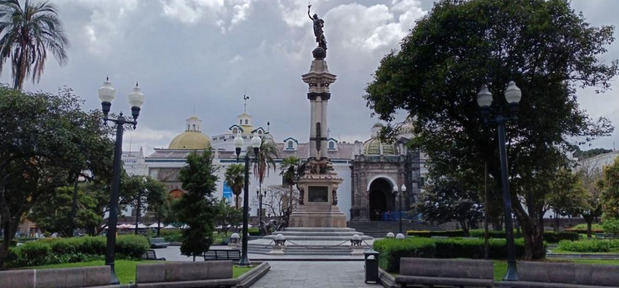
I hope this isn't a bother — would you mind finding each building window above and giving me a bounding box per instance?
[287,141,294,150]
[240,119,242,125]
[328,141,336,150]
[232,128,238,134]
[258,130,262,135]
[245,119,248,125]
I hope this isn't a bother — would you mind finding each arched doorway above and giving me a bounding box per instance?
[368,178,394,221]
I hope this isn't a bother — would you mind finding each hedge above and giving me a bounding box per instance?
[8,235,149,267]
[407,229,578,243]
[557,239,619,253]
[374,237,528,273]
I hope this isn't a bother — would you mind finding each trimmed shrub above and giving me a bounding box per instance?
[566,223,604,234]
[374,238,435,273]
[115,235,149,259]
[557,239,619,252]
[543,231,579,243]
[406,230,467,237]
[17,241,50,266]
[374,237,529,273]
[7,235,148,267]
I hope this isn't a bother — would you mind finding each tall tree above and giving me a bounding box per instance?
[176,149,218,262]
[253,137,278,223]
[600,157,619,219]
[547,168,588,232]
[0,87,110,267]
[0,0,69,90]
[365,0,616,259]
[224,164,245,209]
[280,156,300,217]
[418,168,484,235]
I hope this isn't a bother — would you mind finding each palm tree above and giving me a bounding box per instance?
[0,0,69,90]
[224,164,245,209]
[280,156,300,214]
[253,136,278,230]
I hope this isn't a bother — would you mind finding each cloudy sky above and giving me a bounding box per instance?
[2,0,618,154]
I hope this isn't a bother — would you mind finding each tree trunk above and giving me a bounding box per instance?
[0,217,19,269]
[553,212,559,232]
[68,178,79,237]
[515,206,546,259]
[586,218,593,239]
[157,210,161,237]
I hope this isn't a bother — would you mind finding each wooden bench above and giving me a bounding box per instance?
[142,249,166,261]
[135,261,235,287]
[395,257,494,288]
[496,261,619,288]
[0,266,120,288]
[203,249,241,261]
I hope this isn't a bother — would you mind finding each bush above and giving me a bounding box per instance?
[374,238,436,273]
[115,235,149,259]
[543,231,579,243]
[406,230,467,237]
[160,229,183,242]
[17,241,51,266]
[7,235,147,267]
[557,239,619,252]
[248,227,260,236]
[602,218,619,236]
[373,237,528,273]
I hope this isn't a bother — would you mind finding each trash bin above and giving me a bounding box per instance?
[364,249,380,283]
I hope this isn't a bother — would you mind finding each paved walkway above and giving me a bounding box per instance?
[155,246,379,287]
[252,261,378,288]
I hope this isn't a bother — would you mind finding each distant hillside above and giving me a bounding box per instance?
[574,147,612,160]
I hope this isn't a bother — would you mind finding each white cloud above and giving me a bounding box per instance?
[160,0,252,32]
[228,55,243,64]
[325,0,426,52]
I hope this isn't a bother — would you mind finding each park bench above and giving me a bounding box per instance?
[203,248,241,261]
[495,261,619,288]
[0,266,120,288]
[142,249,166,261]
[395,257,493,288]
[135,261,235,287]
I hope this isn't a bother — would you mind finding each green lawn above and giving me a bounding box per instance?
[233,264,253,278]
[551,248,619,254]
[21,260,252,284]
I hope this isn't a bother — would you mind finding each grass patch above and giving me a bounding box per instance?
[21,260,255,283]
[233,265,253,278]
[21,260,156,284]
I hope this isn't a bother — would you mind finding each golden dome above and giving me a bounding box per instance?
[168,131,211,149]
[363,138,397,155]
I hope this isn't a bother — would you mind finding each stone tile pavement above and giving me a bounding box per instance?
[155,246,379,287]
[252,261,378,288]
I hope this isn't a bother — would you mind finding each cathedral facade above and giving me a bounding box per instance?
[122,112,427,222]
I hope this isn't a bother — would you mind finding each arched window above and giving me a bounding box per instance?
[328,141,336,150]
[245,119,248,125]
[287,141,294,150]
[240,119,242,125]
[232,128,238,134]
[258,130,262,135]
[192,124,196,130]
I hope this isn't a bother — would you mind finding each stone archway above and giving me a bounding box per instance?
[368,178,395,221]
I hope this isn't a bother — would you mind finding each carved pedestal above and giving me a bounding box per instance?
[289,158,347,227]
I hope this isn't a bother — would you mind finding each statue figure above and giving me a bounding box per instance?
[308,5,327,50]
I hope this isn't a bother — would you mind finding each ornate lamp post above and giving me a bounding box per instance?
[477,81,521,281]
[234,133,262,266]
[98,78,144,276]
[393,184,406,234]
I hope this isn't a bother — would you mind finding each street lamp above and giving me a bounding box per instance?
[234,132,262,266]
[477,80,521,281]
[393,184,406,234]
[98,77,144,278]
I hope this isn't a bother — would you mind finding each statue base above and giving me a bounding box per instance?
[289,158,346,228]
